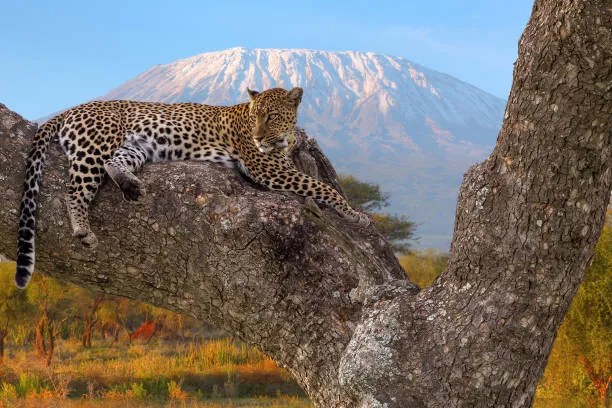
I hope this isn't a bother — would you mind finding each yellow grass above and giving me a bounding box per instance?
[0,339,310,406]
[0,397,311,407]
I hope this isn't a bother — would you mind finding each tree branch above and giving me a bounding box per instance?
[0,102,411,405]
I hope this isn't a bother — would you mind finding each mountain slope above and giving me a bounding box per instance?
[102,47,505,249]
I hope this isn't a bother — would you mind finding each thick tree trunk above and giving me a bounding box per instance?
[0,0,610,406]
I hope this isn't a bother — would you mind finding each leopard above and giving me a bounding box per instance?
[15,87,369,288]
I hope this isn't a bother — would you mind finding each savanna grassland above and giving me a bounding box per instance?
[0,286,310,408]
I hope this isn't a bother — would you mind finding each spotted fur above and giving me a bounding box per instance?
[15,87,369,288]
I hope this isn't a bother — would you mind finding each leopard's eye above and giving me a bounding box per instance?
[267,113,278,122]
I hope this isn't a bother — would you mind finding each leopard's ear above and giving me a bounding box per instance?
[247,88,260,100]
[287,87,303,106]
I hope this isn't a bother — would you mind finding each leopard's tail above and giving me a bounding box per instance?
[15,114,63,288]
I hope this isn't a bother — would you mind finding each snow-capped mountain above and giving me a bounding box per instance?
[102,47,506,249]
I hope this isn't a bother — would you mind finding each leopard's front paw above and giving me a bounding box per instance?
[357,212,371,227]
[344,211,370,226]
[81,232,98,248]
[73,228,98,248]
[120,178,146,201]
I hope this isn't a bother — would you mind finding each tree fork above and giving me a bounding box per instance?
[0,0,610,406]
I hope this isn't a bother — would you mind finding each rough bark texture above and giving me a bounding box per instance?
[0,103,410,405]
[0,1,610,406]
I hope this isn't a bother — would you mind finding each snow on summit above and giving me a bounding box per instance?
[105,47,502,143]
[102,47,506,249]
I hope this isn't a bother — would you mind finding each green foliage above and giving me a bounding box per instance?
[338,174,416,252]
[129,382,148,399]
[15,373,45,397]
[0,382,18,400]
[565,223,611,364]
[372,214,416,253]
[338,175,389,212]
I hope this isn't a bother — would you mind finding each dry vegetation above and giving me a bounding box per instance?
[0,338,309,407]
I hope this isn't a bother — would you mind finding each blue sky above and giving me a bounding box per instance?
[1,1,533,120]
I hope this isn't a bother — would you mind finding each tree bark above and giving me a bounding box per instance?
[0,0,610,406]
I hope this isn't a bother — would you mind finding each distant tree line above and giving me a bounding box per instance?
[338,174,416,252]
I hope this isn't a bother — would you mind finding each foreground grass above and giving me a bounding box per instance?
[0,339,311,406]
[0,397,311,408]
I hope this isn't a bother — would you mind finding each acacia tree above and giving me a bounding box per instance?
[0,1,610,406]
[96,296,133,345]
[338,175,416,252]
[26,275,71,366]
[80,294,105,348]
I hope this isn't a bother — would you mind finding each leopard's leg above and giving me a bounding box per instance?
[251,163,370,226]
[103,142,149,201]
[66,156,106,247]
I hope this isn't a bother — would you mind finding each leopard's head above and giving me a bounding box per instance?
[248,87,303,153]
